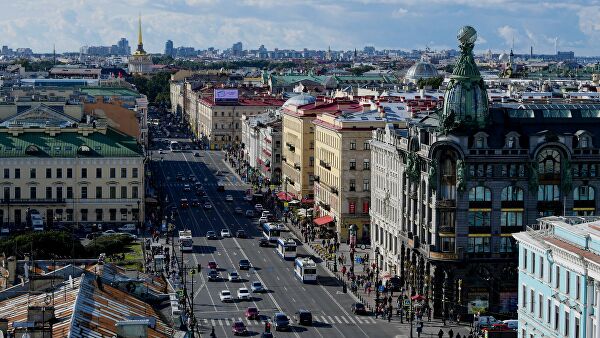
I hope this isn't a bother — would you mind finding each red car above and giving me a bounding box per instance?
[245,307,259,320]
[232,321,247,335]
[208,261,218,270]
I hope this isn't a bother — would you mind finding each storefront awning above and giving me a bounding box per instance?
[276,191,295,202]
[314,215,334,226]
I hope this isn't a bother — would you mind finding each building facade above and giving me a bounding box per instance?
[370,25,600,315]
[240,111,283,185]
[128,16,153,75]
[513,216,600,338]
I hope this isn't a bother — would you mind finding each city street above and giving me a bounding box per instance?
[152,142,405,338]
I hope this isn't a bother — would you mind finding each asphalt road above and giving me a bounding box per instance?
[151,142,404,338]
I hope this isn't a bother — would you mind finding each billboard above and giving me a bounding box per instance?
[214,89,239,103]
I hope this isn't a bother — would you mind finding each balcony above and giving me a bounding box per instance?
[286,142,295,152]
[1,198,66,205]
[408,191,418,199]
[435,199,456,208]
[319,160,331,170]
[429,251,460,261]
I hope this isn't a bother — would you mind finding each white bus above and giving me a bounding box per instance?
[294,257,318,283]
[262,223,281,242]
[170,140,180,152]
[276,238,297,260]
[178,230,193,252]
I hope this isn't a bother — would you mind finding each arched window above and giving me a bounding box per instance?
[574,185,595,201]
[469,186,491,202]
[537,149,561,175]
[501,186,524,201]
[439,150,456,200]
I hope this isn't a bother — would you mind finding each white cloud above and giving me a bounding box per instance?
[392,8,408,17]
[497,25,519,47]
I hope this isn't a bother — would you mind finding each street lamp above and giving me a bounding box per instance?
[375,246,381,310]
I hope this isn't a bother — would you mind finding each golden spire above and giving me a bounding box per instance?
[138,13,143,47]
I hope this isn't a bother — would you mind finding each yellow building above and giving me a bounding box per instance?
[281,94,362,199]
[313,104,408,243]
[128,15,153,75]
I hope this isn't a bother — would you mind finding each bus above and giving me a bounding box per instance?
[262,223,281,242]
[276,238,297,260]
[294,257,318,283]
[179,230,193,252]
[170,140,180,152]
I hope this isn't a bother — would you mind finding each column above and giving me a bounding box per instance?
[596,282,600,338]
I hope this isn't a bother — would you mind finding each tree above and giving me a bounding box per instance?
[0,231,85,259]
[348,65,375,76]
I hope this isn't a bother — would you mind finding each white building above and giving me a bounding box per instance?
[241,110,282,185]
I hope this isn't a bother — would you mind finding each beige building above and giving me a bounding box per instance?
[313,104,408,243]
[281,94,362,199]
[0,105,144,230]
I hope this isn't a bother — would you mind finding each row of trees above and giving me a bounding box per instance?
[128,72,172,106]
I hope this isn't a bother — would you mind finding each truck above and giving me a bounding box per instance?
[179,230,193,252]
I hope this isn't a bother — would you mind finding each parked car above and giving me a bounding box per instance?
[191,198,200,207]
[273,313,290,331]
[502,319,518,330]
[180,198,189,208]
[245,307,259,320]
[236,230,247,238]
[194,152,200,157]
[258,216,269,224]
[297,310,313,326]
[220,290,233,302]
[117,224,136,232]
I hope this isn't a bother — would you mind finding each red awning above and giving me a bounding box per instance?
[301,198,314,204]
[276,191,294,202]
[314,215,334,226]
[411,294,425,301]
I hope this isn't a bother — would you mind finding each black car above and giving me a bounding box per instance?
[194,152,200,157]
[351,303,367,315]
[207,269,219,281]
[258,238,270,247]
[236,230,247,238]
[191,198,201,207]
[206,231,218,240]
[297,310,313,326]
[86,232,102,240]
[239,259,251,270]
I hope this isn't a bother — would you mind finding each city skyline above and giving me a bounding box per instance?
[1,0,600,55]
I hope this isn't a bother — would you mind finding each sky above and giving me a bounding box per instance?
[2,0,600,56]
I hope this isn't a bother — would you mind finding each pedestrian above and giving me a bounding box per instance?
[367,286,372,296]
[387,305,393,322]
[438,329,444,338]
[427,306,432,322]
[448,328,454,338]
[456,334,461,338]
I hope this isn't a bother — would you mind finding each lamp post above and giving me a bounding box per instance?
[137,199,142,235]
[409,269,414,338]
[375,246,381,310]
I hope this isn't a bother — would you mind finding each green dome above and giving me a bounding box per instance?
[440,26,489,131]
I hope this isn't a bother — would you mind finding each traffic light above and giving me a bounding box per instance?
[189,268,196,275]
[197,263,202,272]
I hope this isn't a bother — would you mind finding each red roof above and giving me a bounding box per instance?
[314,215,334,226]
[276,191,295,201]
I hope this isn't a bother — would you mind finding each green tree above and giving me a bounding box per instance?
[85,235,134,257]
[0,231,85,259]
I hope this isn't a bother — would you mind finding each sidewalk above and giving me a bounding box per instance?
[282,216,477,338]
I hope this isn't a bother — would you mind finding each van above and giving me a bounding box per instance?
[31,214,44,231]
[476,315,499,329]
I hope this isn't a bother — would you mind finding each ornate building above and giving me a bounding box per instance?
[128,15,153,75]
[371,25,600,316]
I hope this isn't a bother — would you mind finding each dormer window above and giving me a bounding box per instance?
[504,132,520,149]
[575,130,593,149]
[507,137,516,149]
[475,137,484,149]
[580,137,589,148]
[473,132,489,149]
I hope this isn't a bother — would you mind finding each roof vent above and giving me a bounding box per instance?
[115,318,153,338]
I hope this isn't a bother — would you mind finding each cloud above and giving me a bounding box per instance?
[392,8,408,17]
[497,25,519,47]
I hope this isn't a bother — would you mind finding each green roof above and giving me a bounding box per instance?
[79,87,141,98]
[271,75,330,86]
[0,128,143,158]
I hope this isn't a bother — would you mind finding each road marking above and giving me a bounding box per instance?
[327,316,336,324]
[211,319,216,326]
[355,317,364,324]
[347,316,356,324]
[217,319,222,326]
[291,297,296,303]
[319,316,328,324]
[224,318,230,326]
[276,276,280,281]
[340,316,350,324]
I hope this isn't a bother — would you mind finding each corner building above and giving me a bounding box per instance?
[371,26,600,315]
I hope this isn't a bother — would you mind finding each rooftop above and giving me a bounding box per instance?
[79,87,141,98]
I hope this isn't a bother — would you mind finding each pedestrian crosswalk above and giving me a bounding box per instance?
[168,181,246,187]
[197,315,378,327]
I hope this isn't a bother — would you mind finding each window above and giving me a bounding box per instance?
[363,179,370,191]
[96,209,103,221]
[109,186,116,199]
[575,316,580,338]
[81,187,88,199]
[45,168,51,178]
[364,141,370,150]
[81,168,87,179]
[501,211,523,227]
[3,168,8,179]
[363,159,370,170]
[441,237,455,252]
[501,164,526,178]
[556,266,560,289]
[56,168,62,178]
[554,305,559,330]
[565,311,569,336]
[467,237,490,253]
[309,141,314,149]
[468,211,491,227]
[96,168,102,178]
[580,136,590,148]
[81,209,88,221]
[507,136,517,149]
[30,168,36,179]
[14,168,20,179]
[348,201,356,214]
[350,159,356,170]
[521,285,526,307]
[475,137,484,148]
[109,209,116,221]
[66,168,72,178]
[540,257,544,279]
[538,149,561,175]
[530,289,535,313]
[96,187,102,199]
[132,186,139,199]
[532,253,536,275]
[350,140,356,150]
[501,186,524,201]
[120,208,128,221]
[538,185,560,201]
[362,201,370,214]
[499,237,515,252]
[30,187,36,199]
[566,270,570,295]
[132,168,139,178]
[349,179,356,191]
[524,249,528,270]
[110,168,116,178]
[14,187,20,199]
[121,168,127,178]
[309,156,314,167]
[46,187,52,199]
[574,185,595,200]
[67,187,73,199]
[575,275,580,300]
[469,186,491,201]
[538,294,543,318]
[3,187,9,200]
[121,186,127,198]
[547,299,551,324]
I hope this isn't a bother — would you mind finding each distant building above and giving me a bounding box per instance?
[128,15,153,75]
[165,39,174,57]
[117,37,130,55]
[232,42,243,56]
[241,111,283,185]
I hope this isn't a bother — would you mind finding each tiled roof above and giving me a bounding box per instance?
[0,128,143,158]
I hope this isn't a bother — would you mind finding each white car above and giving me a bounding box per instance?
[117,224,136,232]
[250,281,265,293]
[228,271,240,282]
[261,211,271,217]
[237,288,250,300]
[225,194,234,202]
[183,184,191,191]
[258,216,268,224]
[221,229,231,238]
[220,290,233,302]
[254,204,263,212]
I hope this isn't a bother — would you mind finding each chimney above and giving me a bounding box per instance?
[378,105,386,119]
